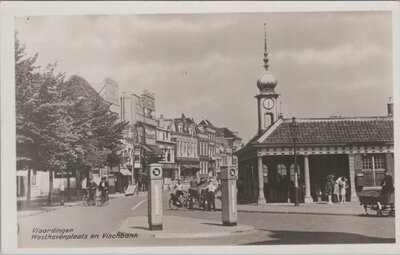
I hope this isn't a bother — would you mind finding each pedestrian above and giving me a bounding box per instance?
[174,181,184,197]
[380,171,394,196]
[190,177,198,188]
[337,176,348,204]
[333,177,340,203]
[59,182,65,206]
[205,180,217,211]
[98,177,109,203]
[377,171,394,210]
[88,179,97,206]
[325,172,335,205]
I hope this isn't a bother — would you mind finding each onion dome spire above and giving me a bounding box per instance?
[263,23,269,70]
[257,23,278,94]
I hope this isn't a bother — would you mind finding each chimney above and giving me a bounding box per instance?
[387,97,393,117]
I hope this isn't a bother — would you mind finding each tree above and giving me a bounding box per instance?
[16,35,127,205]
[16,34,77,205]
[15,35,40,204]
[61,76,127,195]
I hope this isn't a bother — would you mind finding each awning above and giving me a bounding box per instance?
[181,164,200,170]
[161,163,178,170]
[141,145,163,156]
[181,164,200,173]
[120,169,132,176]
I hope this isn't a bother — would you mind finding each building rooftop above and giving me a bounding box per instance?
[216,127,240,139]
[256,116,393,145]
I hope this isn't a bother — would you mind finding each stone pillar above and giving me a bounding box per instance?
[244,162,251,198]
[304,155,313,203]
[177,164,181,181]
[348,154,358,202]
[257,155,266,204]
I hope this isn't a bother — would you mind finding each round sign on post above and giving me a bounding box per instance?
[152,168,161,177]
[230,168,236,177]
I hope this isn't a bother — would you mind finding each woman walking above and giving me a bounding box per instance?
[337,176,348,204]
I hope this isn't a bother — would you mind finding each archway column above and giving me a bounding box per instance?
[348,154,359,202]
[257,155,266,204]
[304,155,313,203]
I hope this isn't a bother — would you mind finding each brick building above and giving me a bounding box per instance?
[164,114,200,185]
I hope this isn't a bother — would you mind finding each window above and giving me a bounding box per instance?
[166,150,171,162]
[289,164,300,182]
[277,164,287,178]
[362,154,386,187]
[263,165,268,183]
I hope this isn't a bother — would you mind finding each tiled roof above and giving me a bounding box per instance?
[260,117,393,145]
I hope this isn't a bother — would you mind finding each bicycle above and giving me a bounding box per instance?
[82,189,91,206]
[169,191,191,210]
[96,191,109,207]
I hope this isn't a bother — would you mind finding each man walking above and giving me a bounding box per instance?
[206,180,217,211]
[98,177,109,203]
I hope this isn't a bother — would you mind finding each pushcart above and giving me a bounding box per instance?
[358,189,395,216]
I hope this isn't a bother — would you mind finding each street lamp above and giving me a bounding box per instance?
[290,117,300,206]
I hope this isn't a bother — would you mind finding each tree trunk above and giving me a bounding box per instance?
[67,173,71,201]
[75,169,81,197]
[48,169,53,205]
[27,168,31,206]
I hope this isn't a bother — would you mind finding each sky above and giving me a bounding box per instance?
[15,11,393,142]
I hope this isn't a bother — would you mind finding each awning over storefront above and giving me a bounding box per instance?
[161,163,178,170]
[120,169,132,176]
[180,164,200,173]
[141,145,163,156]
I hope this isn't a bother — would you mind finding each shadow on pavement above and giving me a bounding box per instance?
[18,196,81,211]
[244,229,395,245]
[201,222,224,227]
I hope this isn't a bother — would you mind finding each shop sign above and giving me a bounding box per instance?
[55,170,75,178]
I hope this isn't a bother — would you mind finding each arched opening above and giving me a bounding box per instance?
[289,163,301,182]
[264,113,274,128]
[277,164,287,179]
[263,164,268,183]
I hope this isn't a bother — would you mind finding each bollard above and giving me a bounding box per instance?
[147,163,163,230]
[220,165,238,226]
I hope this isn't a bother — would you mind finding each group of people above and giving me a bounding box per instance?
[174,177,219,211]
[325,173,348,204]
[86,177,109,205]
[263,174,305,203]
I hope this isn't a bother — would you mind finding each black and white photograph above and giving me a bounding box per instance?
[1,1,399,253]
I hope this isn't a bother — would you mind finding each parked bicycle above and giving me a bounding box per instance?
[169,191,191,210]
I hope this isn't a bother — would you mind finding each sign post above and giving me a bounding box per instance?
[147,163,163,230]
[220,165,238,226]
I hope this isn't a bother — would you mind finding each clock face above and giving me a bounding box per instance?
[263,98,275,110]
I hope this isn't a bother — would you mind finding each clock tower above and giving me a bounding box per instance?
[256,23,279,133]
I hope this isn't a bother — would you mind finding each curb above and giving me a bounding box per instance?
[117,217,256,239]
[117,227,257,239]
[237,209,362,217]
[17,194,135,219]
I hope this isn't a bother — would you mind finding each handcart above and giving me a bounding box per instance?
[358,189,395,217]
